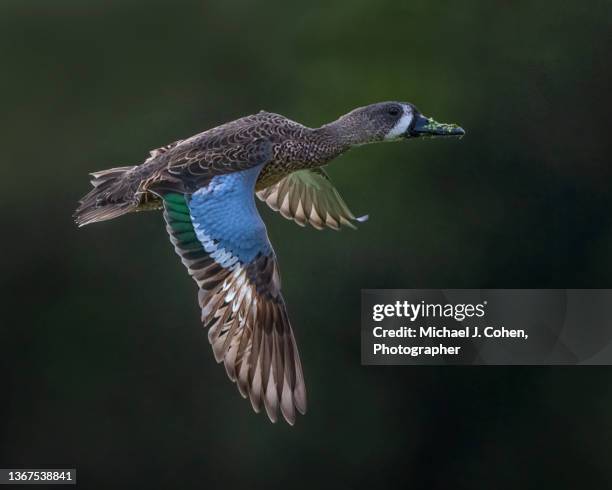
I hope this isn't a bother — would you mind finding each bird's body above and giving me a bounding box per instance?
[79,111,351,224]
[75,102,464,424]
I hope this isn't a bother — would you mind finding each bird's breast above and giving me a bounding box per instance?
[255,139,340,191]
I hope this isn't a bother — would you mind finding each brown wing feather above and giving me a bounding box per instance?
[257,168,367,230]
[163,194,306,424]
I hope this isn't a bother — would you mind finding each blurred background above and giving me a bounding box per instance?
[1,0,611,488]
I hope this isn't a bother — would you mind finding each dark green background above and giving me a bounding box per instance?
[1,0,610,488]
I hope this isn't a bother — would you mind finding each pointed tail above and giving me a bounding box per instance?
[74,166,141,227]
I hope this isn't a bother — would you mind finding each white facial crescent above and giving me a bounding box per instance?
[385,104,413,140]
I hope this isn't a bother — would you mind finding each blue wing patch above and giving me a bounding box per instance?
[188,165,272,264]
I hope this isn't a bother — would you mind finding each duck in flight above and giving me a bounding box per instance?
[75,102,465,425]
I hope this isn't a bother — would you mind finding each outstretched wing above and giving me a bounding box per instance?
[256,168,368,230]
[162,166,306,424]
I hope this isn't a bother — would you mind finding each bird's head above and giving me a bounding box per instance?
[328,101,465,146]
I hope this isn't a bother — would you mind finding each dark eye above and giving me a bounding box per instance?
[388,107,400,117]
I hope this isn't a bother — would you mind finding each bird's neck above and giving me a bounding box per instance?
[313,115,363,153]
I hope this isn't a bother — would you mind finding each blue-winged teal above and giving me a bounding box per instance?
[75,102,464,424]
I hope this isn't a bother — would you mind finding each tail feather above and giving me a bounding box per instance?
[89,166,134,187]
[74,166,140,227]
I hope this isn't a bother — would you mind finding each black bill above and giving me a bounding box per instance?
[407,113,465,138]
